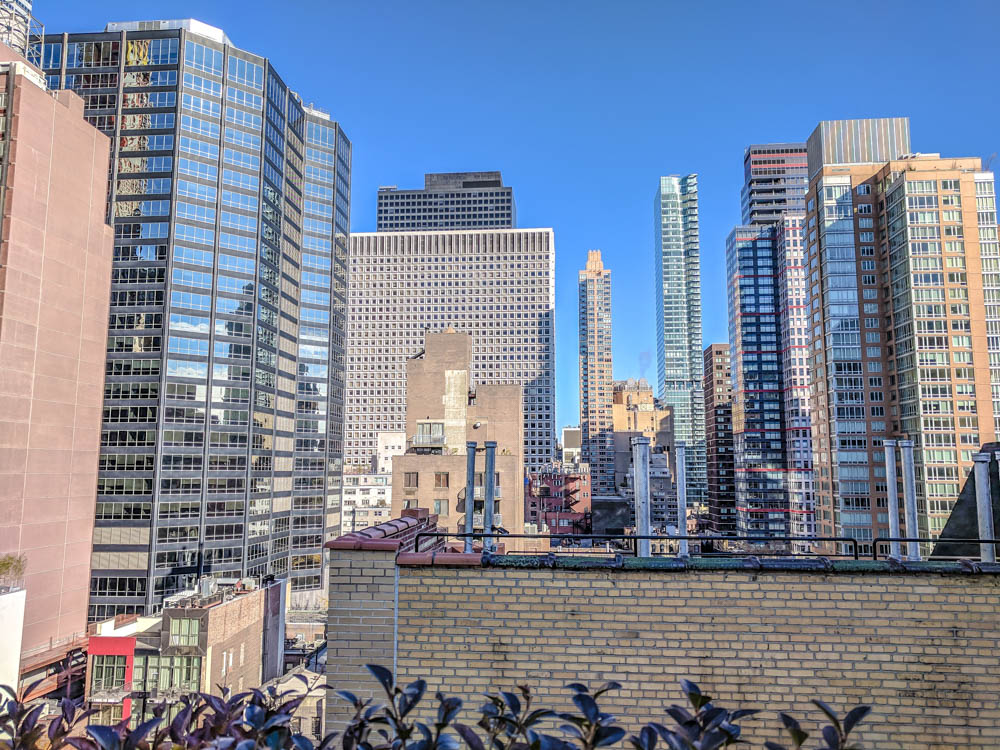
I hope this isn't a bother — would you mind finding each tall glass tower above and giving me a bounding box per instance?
[38,19,350,617]
[653,175,705,508]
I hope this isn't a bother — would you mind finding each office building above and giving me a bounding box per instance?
[561,426,582,466]
[578,249,614,494]
[346,228,555,471]
[703,344,735,536]
[85,578,284,724]
[39,19,351,615]
[376,171,514,231]
[390,330,525,536]
[653,175,705,508]
[611,378,675,527]
[0,44,113,662]
[741,143,807,226]
[341,474,391,533]
[805,117,998,551]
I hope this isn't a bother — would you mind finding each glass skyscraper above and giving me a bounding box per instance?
[653,175,705,507]
[37,19,350,617]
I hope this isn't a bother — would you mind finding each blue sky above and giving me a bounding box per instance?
[44,0,1000,432]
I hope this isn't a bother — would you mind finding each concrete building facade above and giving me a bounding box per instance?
[703,344,735,536]
[653,175,705,508]
[346,229,555,472]
[0,45,113,660]
[390,330,525,536]
[578,250,614,494]
[376,171,514,232]
[39,19,351,615]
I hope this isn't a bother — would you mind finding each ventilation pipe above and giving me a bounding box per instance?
[900,439,920,561]
[676,441,688,557]
[973,452,996,563]
[483,441,497,552]
[884,439,901,560]
[631,436,651,556]
[464,441,476,553]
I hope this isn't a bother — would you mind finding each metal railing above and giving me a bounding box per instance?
[413,531,1000,563]
[414,533,860,560]
[872,537,1000,561]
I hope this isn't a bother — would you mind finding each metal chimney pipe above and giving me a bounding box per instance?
[631,436,651,556]
[676,441,688,557]
[883,439,901,560]
[464,441,477,553]
[973,452,996,563]
[483,441,497,552]
[899,439,920,561]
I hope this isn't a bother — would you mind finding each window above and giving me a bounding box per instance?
[404,472,419,488]
[434,472,449,489]
[169,617,200,647]
[91,655,127,691]
[433,500,448,515]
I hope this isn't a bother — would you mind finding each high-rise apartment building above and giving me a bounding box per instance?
[578,249,614,493]
[653,175,705,507]
[376,171,514,232]
[775,215,815,543]
[726,216,815,545]
[741,143,807,226]
[703,344,735,536]
[561,426,582,467]
[346,229,555,471]
[725,141,814,545]
[805,117,999,552]
[0,44,113,660]
[39,19,351,616]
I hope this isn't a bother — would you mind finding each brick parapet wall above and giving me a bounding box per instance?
[327,553,1000,749]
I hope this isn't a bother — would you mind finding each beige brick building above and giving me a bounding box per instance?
[391,330,525,536]
[326,541,1000,749]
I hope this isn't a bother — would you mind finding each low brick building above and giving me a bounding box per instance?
[524,467,591,534]
[84,579,284,724]
[391,330,525,538]
[325,531,1000,749]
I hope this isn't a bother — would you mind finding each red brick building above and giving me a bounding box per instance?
[525,467,591,535]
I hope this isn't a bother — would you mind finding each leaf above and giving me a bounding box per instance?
[821,726,840,750]
[236,740,257,750]
[565,683,589,694]
[125,718,162,750]
[558,724,584,739]
[366,664,395,695]
[811,701,841,733]
[730,709,759,721]
[778,713,807,748]
[86,725,121,750]
[454,723,486,750]
[594,726,626,747]
[437,733,461,750]
[19,704,44,735]
[640,726,657,750]
[500,691,522,715]
[699,730,728,750]
[438,696,463,726]
[571,693,599,723]
[664,707,693,727]
[843,706,872,736]
[292,736,315,750]
[593,682,622,698]
[244,703,266,729]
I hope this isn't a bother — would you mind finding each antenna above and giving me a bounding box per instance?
[985,152,997,171]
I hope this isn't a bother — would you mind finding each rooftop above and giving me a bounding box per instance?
[104,18,232,44]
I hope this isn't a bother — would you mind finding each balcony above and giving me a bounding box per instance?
[89,681,131,703]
